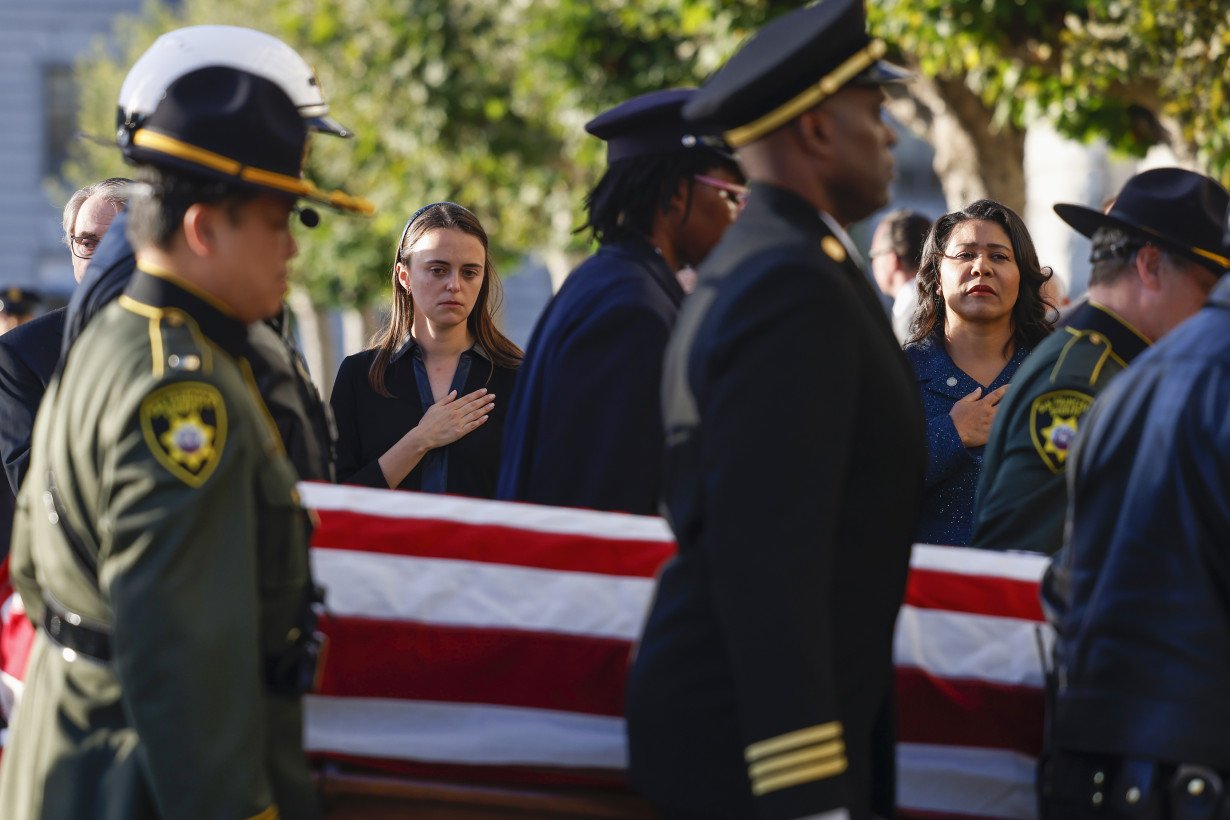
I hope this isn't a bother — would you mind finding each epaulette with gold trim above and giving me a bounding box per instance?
[745,721,848,796]
[1049,328,1126,387]
[118,295,214,379]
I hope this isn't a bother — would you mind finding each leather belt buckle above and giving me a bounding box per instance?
[41,599,111,663]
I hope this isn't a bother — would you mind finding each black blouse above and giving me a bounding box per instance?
[329,341,518,498]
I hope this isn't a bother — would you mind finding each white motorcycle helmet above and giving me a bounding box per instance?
[116,25,372,215]
[119,25,351,138]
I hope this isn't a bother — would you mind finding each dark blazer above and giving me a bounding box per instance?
[496,237,683,515]
[1051,276,1230,770]
[626,183,925,819]
[0,307,66,493]
[904,333,1028,546]
[0,308,65,561]
[330,344,517,499]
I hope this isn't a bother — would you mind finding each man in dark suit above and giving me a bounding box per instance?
[496,88,744,515]
[0,179,129,558]
[626,1,924,817]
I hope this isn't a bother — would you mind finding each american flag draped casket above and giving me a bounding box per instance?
[0,481,1050,818]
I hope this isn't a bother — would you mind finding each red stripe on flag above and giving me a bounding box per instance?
[906,567,1045,622]
[316,614,632,718]
[312,510,676,578]
[895,666,1044,757]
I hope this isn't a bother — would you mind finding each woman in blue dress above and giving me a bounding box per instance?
[904,199,1054,545]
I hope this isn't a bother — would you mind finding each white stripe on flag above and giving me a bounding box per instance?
[910,543,1050,583]
[313,548,656,639]
[897,742,1037,819]
[304,695,628,769]
[0,669,22,720]
[299,482,674,542]
[894,605,1053,688]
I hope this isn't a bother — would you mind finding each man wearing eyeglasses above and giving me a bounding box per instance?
[65,178,129,282]
[0,179,131,563]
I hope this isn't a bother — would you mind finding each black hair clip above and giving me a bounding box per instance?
[394,201,474,256]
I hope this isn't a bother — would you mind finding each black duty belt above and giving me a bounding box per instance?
[42,597,111,663]
[1042,751,1230,819]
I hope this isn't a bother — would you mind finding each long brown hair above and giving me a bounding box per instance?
[906,198,1055,352]
[368,202,522,396]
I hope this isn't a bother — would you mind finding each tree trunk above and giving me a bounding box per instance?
[888,76,1027,215]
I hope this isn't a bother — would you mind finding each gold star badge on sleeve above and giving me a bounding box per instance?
[139,382,228,486]
[1029,389,1093,474]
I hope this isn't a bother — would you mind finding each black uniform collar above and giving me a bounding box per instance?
[744,182,827,233]
[601,235,686,306]
[1066,300,1150,365]
[124,265,249,358]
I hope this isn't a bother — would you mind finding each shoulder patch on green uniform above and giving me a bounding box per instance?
[1029,389,1094,474]
[821,235,846,263]
[139,382,228,486]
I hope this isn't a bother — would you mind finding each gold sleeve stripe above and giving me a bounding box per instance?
[752,756,849,796]
[244,807,279,820]
[748,739,845,780]
[745,721,842,763]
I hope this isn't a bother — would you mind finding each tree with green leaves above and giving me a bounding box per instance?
[870,0,1230,213]
[65,0,791,309]
[65,0,1230,307]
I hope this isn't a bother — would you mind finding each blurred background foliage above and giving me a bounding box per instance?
[63,0,1230,307]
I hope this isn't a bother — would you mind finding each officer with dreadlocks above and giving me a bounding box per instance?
[0,26,371,819]
[497,88,745,515]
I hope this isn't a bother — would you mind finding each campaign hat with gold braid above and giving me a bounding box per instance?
[682,0,909,149]
[1054,167,1230,276]
[116,25,374,217]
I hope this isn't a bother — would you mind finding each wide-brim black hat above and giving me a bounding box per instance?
[585,88,732,163]
[119,66,373,215]
[683,0,909,148]
[1054,167,1230,274]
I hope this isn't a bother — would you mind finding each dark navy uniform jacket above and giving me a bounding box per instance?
[496,236,683,515]
[972,301,1149,554]
[1052,276,1230,769]
[627,183,925,819]
[904,333,1028,546]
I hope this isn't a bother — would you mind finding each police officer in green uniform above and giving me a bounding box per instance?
[0,26,371,820]
[972,168,1230,555]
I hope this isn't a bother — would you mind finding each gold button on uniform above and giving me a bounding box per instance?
[821,236,846,263]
